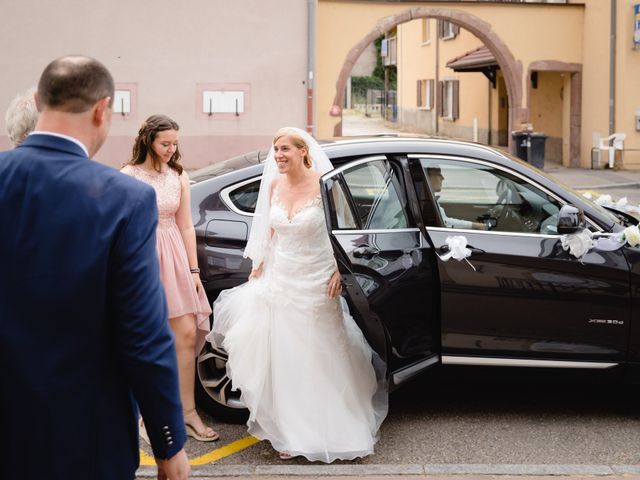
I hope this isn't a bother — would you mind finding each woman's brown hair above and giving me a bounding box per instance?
[128,114,183,174]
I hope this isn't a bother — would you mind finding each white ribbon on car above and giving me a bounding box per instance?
[437,235,477,271]
[561,224,640,261]
[584,191,640,215]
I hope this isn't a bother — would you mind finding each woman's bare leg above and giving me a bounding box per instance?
[169,313,218,440]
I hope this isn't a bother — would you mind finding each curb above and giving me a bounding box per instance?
[136,463,640,477]
[571,182,640,190]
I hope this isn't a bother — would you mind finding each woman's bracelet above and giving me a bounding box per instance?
[190,267,200,274]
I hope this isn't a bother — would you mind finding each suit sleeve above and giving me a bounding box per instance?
[109,186,186,459]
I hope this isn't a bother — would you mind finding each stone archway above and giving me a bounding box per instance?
[331,7,525,150]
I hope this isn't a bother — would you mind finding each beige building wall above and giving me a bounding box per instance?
[614,0,640,167]
[397,18,437,133]
[318,1,584,138]
[0,0,308,169]
[437,27,488,142]
[529,71,564,164]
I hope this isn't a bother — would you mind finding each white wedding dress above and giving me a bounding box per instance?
[207,186,387,462]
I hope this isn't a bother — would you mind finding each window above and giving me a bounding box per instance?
[417,79,434,109]
[382,36,397,66]
[329,159,413,230]
[224,179,261,214]
[439,80,459,120]
[438,20,459,40]
[421,19,430,44]
[419,158,565,235]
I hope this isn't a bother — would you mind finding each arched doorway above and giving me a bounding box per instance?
[330,8,525,152]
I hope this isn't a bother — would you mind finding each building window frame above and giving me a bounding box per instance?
[438,20,459,41]
[417,79,434,110]
[438,79,459,121]
[421,18,431,45]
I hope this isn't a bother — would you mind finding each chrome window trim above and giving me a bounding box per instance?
[320,155,388,181]
[323,155,417,232]
[408,154,603,232]
[332,228,421,235]
[427,226,564,239]
[220,176,261,217]
[441,355,617,369]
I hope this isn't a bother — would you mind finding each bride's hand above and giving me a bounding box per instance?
[249,264,263,281]
[327,271,343,299]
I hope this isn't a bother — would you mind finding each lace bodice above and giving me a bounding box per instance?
[125,165,181,228]
[268,186,336,276]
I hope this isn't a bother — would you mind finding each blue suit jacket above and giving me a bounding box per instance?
[0,134,186,479]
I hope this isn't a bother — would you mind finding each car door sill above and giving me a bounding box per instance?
[392,355,440,385]
[441,355,618,369]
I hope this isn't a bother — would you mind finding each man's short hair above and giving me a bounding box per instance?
[5,87,37,146]
[37,55,114,113]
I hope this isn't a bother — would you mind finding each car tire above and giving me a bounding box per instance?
[195,341,249,424]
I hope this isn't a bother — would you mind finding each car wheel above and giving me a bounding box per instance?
[195,341,249,423]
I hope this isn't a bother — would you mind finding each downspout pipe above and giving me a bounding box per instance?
[307,0,316,135]
[609,0,616,135]
[434,20,439,135]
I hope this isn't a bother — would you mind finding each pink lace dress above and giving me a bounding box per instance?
[123,165,211,353]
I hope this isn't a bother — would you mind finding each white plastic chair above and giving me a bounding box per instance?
[594,132,626,168]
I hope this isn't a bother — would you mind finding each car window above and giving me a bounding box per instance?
[419,158,565,235]
[227,179,260,214]
[337,159,413,230]
[329,178,358,229]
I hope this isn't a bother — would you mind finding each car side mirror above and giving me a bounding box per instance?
[557,204,586,235]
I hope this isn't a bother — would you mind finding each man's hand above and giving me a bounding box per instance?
[156,449,190,480]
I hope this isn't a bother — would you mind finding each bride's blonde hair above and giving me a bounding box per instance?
[273,127,313,169]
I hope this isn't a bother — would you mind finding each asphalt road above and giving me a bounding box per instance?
[158,366,640,468]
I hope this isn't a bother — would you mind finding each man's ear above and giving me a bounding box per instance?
[33,91,41,112]
[93,97,111,126]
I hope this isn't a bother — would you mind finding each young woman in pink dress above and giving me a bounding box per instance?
[122,114,218,442]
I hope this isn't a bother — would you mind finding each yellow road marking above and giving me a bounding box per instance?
[139,436,261,467]
[190,435,260,465]
[139,449,155,466]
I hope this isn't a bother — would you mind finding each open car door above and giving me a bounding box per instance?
[320,155,440,388]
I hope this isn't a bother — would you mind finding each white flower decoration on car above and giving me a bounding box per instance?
[622,225,640,247]
[561,229,594,260]
[438,235,477,271]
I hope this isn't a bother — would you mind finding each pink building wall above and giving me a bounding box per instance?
[0,0,308,169]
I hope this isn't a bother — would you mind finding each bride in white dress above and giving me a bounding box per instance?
[206,127,387,462]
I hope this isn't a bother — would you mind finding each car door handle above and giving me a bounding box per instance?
[353,245,380,259]
[438,245,485,255]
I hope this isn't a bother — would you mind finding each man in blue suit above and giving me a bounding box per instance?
[0,56,190,479]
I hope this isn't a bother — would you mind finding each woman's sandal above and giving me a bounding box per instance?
[185,423,220,442]
[184,411,220,442]
[278,451,295,460]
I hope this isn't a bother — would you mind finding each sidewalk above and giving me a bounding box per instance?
[544,164,640,191]
[136,464,640,479]
[136,465,640,480]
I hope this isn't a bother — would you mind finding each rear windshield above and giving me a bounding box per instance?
[189,150,266,183]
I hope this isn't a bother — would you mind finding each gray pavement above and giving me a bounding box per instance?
[136,467,640,479]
